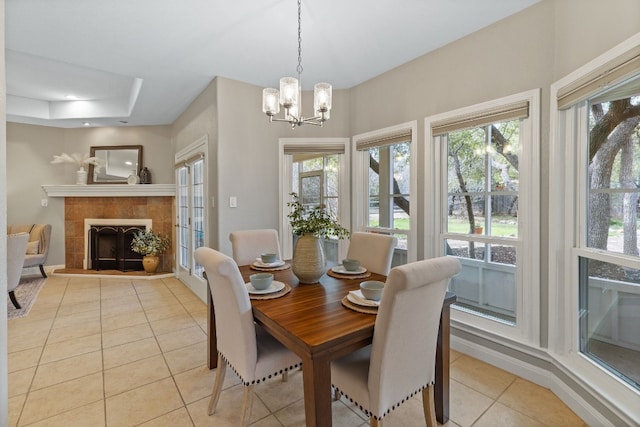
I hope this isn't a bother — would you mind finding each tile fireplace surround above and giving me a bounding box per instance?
[64,196,174,272]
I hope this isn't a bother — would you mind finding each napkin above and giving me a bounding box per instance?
[348,290,380,307]
[254,258,283,267]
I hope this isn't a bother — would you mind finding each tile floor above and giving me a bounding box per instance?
[7,275,586,426]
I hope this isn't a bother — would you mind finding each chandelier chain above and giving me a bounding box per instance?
[296,0,303,77]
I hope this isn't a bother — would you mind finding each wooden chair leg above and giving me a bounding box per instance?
[208,354,227,415]
[39,265,47,278]
[8,290,21,309]
[239,384,255,427]
[370,417,382,427]
[282,371,288,382]
[422,384,437,427]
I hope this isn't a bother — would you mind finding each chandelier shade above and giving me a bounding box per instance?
[261,0,332,128]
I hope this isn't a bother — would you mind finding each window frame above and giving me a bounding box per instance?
[279,138,350,260]
[549,33,640,420]
[426,89,540,345]
[352,121,418,263]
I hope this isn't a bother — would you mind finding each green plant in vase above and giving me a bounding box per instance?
[287,192,349,283]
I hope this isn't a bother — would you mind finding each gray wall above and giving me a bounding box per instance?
[6,123,174,266]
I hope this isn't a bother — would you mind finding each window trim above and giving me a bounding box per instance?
[549,32,640,422]
[352,121,418,263]
[425,89,540,345]
[279,138,350,260]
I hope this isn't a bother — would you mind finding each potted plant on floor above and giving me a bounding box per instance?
[131,229,170,274]
[287,192,350,283]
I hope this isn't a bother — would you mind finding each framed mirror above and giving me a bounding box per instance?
[88,145,143,184]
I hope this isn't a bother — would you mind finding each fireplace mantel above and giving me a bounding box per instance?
[42,184,175,197]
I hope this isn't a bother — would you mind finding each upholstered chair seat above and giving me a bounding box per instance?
[331,256,461,426]
[229,229,282,266]
[346,232,398,276]
[194,247,301,426]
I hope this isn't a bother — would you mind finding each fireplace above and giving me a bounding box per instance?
[89,225,147,271]
[84,218,153,270]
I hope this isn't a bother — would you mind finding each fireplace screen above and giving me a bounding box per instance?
[89,225,146,271]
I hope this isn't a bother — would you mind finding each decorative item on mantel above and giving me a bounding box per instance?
[130,229,170,274]
[139,167,152,184]
[50,152,103,185]
[287,192,350,284]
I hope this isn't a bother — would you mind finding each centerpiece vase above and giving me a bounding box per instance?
[291,234,326,284]
[142,255,160,274]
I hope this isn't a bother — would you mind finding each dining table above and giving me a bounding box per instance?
[206,263,456,427]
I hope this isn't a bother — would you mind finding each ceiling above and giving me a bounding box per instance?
[5,0,540,128]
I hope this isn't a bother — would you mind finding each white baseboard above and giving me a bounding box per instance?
[451,336,616,426]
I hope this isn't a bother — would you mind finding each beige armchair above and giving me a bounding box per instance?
[7,233,30,309]
[7,224,52,278]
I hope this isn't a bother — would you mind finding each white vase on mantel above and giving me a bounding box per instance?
[76,167,88,185]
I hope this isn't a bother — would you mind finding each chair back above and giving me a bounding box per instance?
[194,247,258,381]
[346,232,398,275]
[229,229,282,266]
[7,233,29,292]
[369,256,461,415]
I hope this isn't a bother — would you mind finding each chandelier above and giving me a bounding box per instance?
[261,0,332,128]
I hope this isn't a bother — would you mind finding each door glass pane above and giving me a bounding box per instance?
[191,159,205,278]
[300,174,322,208]
[177,166,189,270]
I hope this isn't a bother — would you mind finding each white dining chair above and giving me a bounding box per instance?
[331,256,461,427]
[346,232,398,275]
[194,247,301,426]
[229,229,282,266]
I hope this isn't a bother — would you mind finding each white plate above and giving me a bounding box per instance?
[347,291,380,307]
[331,265,367,275]
[246,280,286,295]
[253,260,286,268]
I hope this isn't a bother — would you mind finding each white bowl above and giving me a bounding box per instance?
[360,280,385,301]
[250,273,274,290]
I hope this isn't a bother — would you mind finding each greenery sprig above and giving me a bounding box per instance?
[287,192,350,240]
[131,229,170,256]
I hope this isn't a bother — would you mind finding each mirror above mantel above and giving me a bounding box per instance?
[88,145,143,184]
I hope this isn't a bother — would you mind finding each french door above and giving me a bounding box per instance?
[175,137,208,301]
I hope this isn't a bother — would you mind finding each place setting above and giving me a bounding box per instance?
[341,280,384,314]
[245,272,291,300]
[250,252,291,271]
[327,258,371,279]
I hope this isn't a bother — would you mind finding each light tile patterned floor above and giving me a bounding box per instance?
[7,275,586,426]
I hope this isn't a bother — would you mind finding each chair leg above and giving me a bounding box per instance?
[422,384,437,427]
[239,384,255,427]
[208,354,227,415]
[8,290,21,309]
[370,417,382,427]
[282,371,288,382]
[39,265,47,278]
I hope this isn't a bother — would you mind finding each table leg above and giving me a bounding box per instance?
[435,303,451,424]
[301,355,332,427]
[207,283,217,369]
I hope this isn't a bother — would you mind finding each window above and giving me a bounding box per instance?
[580,77,640,390]
[353,123,417,266]
[427,91,539,343]
[550,34,640,416]
[279,139,350,261]
[292,153,342,262]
